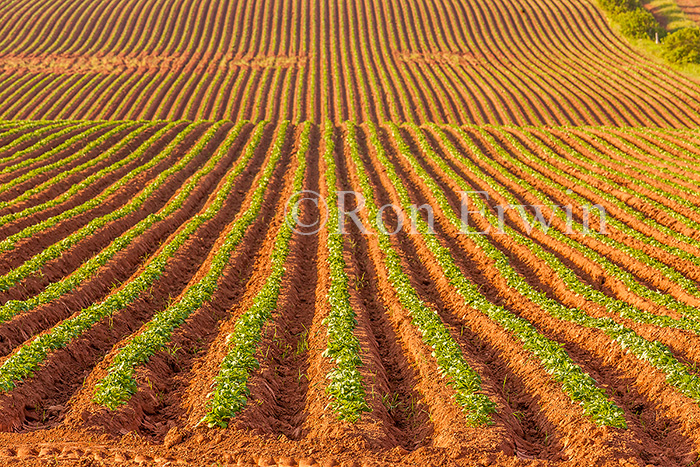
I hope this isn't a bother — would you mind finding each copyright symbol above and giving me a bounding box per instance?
[285,190,328,235]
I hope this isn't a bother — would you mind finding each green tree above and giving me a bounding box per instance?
[664,27,700,63]
[618,9,661,39]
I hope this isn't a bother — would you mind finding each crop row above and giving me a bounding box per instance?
[455,127,700,333]
[0,121,100,177]
[411,125,700,410]
[348,122,498,426]
[384,124,626,427]
[319,123,369,422]
[91,121,262,410]
[0,122,201,293]
[1,122,700,446]
[202,121,299,427]
[0,122,161,223]
[501,130,700,319]
[0,122,253,393]
[0,123,244,327]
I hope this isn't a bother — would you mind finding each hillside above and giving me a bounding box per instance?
[1,1,700,466]
[0,0,698,125]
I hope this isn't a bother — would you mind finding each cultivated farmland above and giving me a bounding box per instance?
[0,0,699,125]
[1,0,700,466]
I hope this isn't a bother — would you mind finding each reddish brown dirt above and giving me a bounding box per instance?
[404,124,697,463]
[0,123,207,272]
[366,124,644,464]
[4,0,700,458]
[676,0,700,25]
[0,123,160,220]
[0,126,280,435]
[0,124,256,350]
[64,123,295,440]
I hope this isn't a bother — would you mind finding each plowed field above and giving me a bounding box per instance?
[1,122,700,466]
[0,0,699,125]
[2,0,700,465]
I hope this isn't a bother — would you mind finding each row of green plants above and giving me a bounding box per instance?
[110,74,156,120]
[219,70,249,122]
[0,123,124,196]
[1,0,697,123]
[391,124,625,428]
[0,121,68,164]
[320,123,370,422]
[0,123,269,394]
[0,123,136,198]
[29,74,93,120]
[636,129,700,189]
[508,126,700,269]
[364,1,418,122]
[512,130,700,318]
[0,122,164,222]
[457,0,560,126]
[52,76,111,119]
[601,128,700,188]
[63,75,123,121]
[471,128,698,306]
[562,131,700,237]
[594,128,700,189]
[422,0,554,126]
[541,129,700,288]
[181,0,237,121]
[91,121,270,410]
[0,122,205,289]
[468,127,700,328]
[0,122,247,324]
[0,121,101,177]
[201,122,301,428]
[354,123,497,426]
[420,125,700,410]
[535,0,697,125]
[0,76,41,112]
[0,75,57,119]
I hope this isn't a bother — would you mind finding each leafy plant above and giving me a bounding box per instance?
[0,122,254,393]
[91,121,263,409]
[202,122,313,428]
[354,122,497,426]
[434,124,700,415]
[320,122,370,423]
[407,124,627,428]
[664,27,700,64]
[618,9,661,40]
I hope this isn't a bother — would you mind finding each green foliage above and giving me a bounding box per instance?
[0,124,198,324]
[618,9,661,39]
[600,0,641,16]
[0,122,157,219]
[448,124,700,413]
[91,121,256,409]
[320,122,370,423]
[0,122,235,393]
[0,122,118,194]
[418,124,626,428]
[0,122,201,293]
[598,0,662,41]
[356,122,497,426]
[201,121,310,428]
[0,122,73,166]
[524,129,700,321]
[664,27,700,63]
